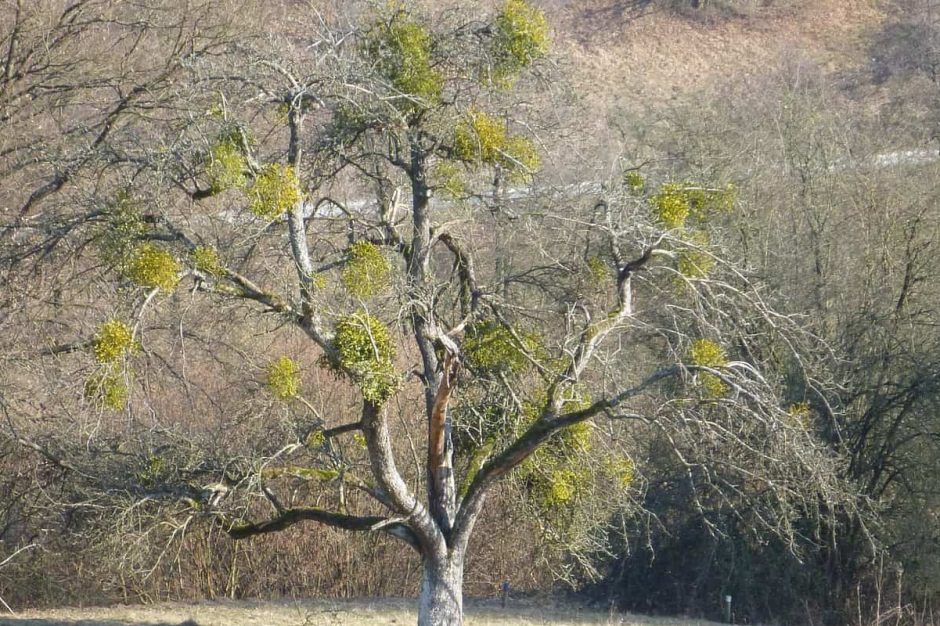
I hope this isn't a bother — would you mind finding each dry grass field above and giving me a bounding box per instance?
[0,599,724,626]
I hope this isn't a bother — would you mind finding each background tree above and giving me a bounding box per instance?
[591,48,940,623]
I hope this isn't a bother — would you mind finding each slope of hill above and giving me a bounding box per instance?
[549,0,889,104]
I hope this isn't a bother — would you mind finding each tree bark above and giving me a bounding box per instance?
[418,550,465,626]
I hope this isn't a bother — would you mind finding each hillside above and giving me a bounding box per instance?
[549,0,889,105]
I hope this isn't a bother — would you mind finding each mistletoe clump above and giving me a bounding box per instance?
[651,182,735,230]
[97,195,148,268]
[463,320,540,374]
[501,135,541,178]
[332,312,399,405]
[787,401,812,430]
[539,467,584,507]
[306,429,326,448]
[651,183,692,229]
[93,319,137,364]
[678,249,716,278]
[554,386,593,451]
[84,370,129,411]
[690,338,728,368]
[191,245,225,277]
[366,17,443,112]
[341,241,391,298]
[689,338,729,397]
[433,161,466,198]
[586,256,611,287]
[606,456,635,489]
[267,356,302,400]
[206,139,247,193]
[491,0,550,85]
[623,170,645,195]
[524,445,591,509]
[454,109,507,163]
[137,455,168,488]
[248,164,301,220]
[516,388,594,509]
[677,231,716,278]
[453,109,540,180]
[559,420,592,453]
[125,244,181,291]
[86,318,138,411]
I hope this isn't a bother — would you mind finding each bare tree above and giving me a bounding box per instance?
[0,1,860,624]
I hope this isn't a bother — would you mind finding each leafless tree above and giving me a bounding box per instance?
[0,2,862,624]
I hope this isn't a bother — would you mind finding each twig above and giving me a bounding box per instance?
[0,542,38,615]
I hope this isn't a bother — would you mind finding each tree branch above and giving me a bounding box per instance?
[360,400,443,556]
[222,507,419,550]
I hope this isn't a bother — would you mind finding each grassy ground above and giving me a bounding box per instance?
[1,598,724,626]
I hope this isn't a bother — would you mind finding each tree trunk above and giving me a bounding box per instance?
[417,551,464,626]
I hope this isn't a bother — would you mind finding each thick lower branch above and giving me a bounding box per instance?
[322,421,362,438]
[361,400,444,556]
[223,507,419,550]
